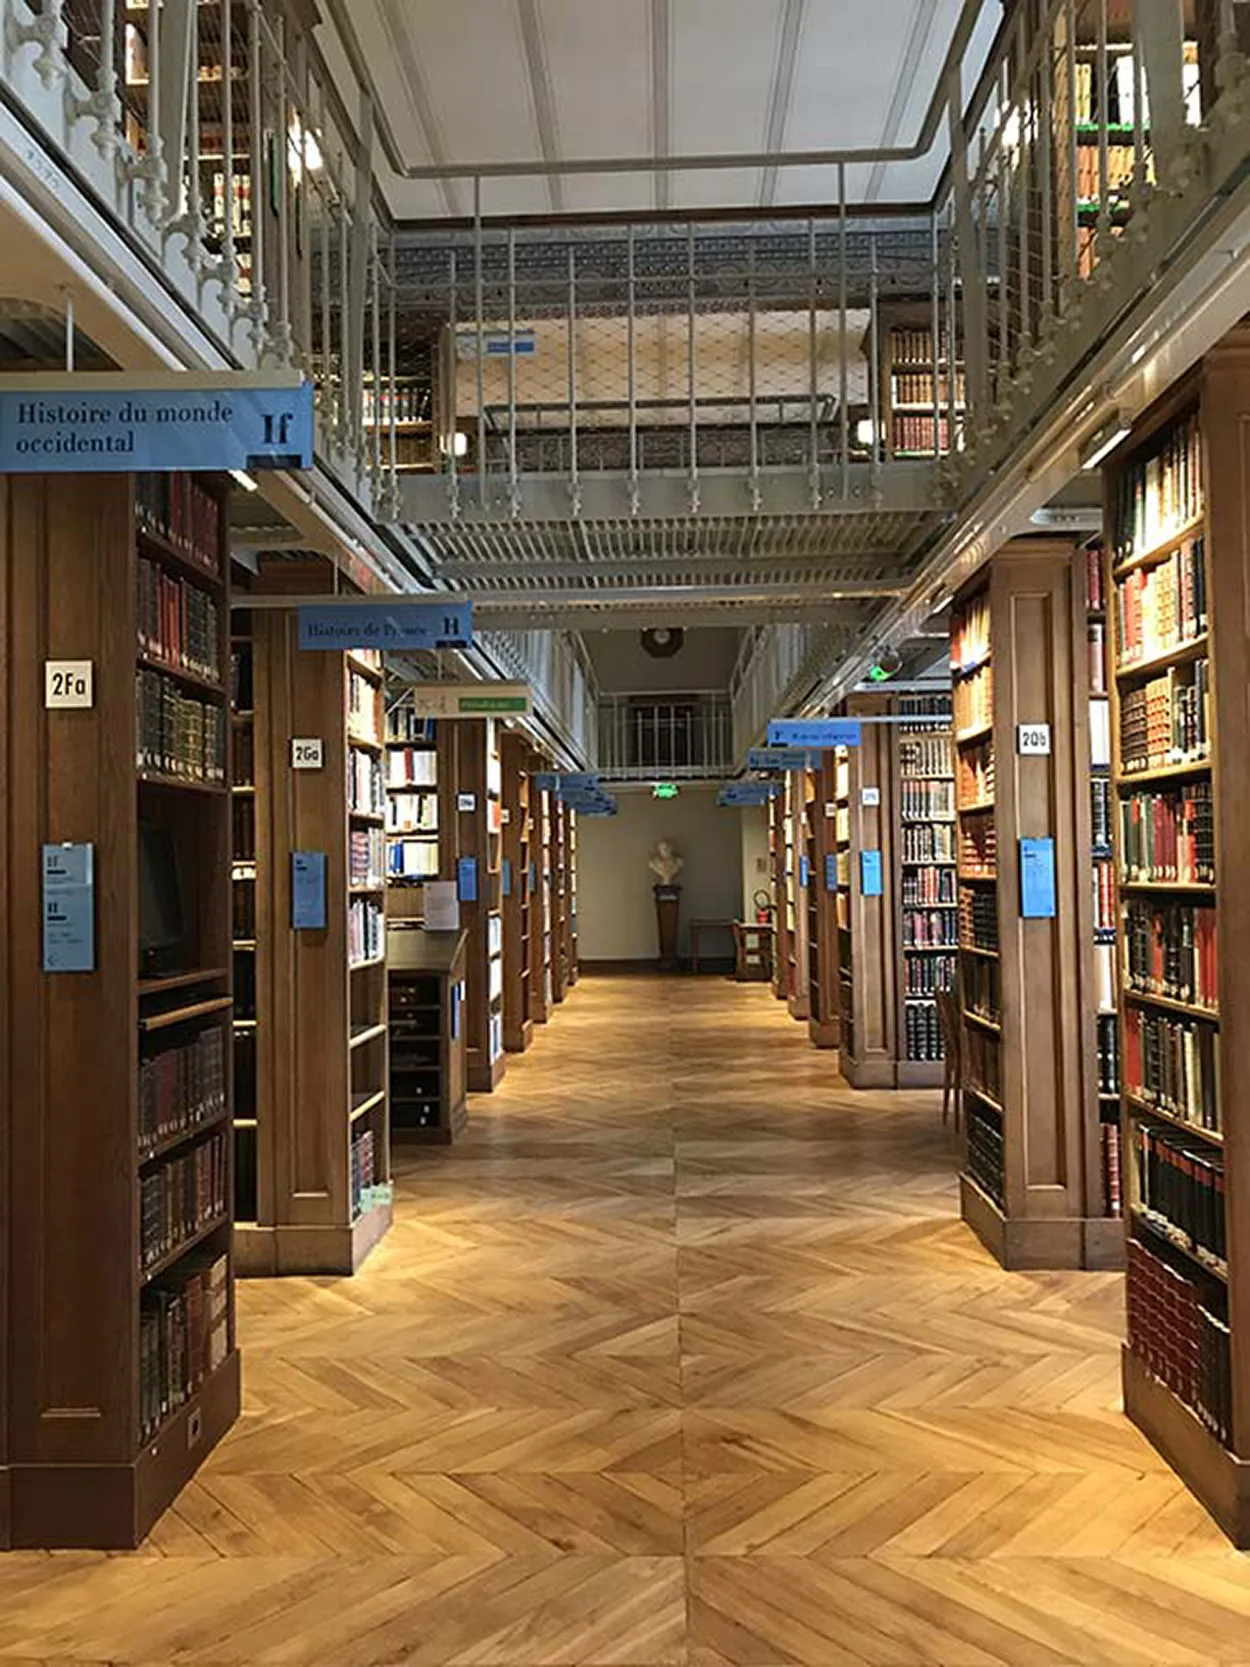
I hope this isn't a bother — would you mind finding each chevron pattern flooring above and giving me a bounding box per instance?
[5,974,1250,1663]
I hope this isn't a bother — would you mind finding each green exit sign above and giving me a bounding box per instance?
[652,782,679,800]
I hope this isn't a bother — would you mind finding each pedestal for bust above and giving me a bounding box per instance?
[653,884,681,971]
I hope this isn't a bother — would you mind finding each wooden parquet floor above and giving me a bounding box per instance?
[6,975,1250,1664]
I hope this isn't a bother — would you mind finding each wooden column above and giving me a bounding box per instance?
[501,733,534,1053]
[806,755,841,1049]
[451,720,506,1092]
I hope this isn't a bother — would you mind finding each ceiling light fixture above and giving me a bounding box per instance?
[1080,412,1132,472]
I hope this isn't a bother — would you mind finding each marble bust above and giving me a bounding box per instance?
[648,839,683,886]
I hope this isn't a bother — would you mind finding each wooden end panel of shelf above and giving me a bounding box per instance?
[257,611,351,1229]
[897,1059,945,1090]
[3,475,140,1469]
[960,1174,1086,1270]
[840,699,898,1086]
[232,1208,392,1278]
[1124,1346,1250,1546]
[988,545,1090,1231]
[1202,337,1250,1449]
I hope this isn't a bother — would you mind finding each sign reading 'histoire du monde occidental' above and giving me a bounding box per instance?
[0,373,314,473]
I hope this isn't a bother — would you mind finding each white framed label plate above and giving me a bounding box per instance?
[44,660,94,709]
[291,737,324,770]
[861,786,882,808]
[1016,723,1052,757]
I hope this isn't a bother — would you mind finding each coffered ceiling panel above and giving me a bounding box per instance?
[317,0,1001,220]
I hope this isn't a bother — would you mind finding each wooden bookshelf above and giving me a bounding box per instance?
[875,302,966,461]
[238,576,392,1276]
[836,696,898,1088]
[230,613,260,1241]
[783,770,811,1021]
[769,788,790,1003]
[0,470,239,1548]
[551,796,570,1004]
[1106,356,1250,1543]
[387,926,468,1142]
[566,804,580,987]
[531,769,555,1023]
[385,696,439,916]
[502,734,535,1053]
[449,719,507,1092]
[951,539,1106,1270]
[805,755,841,1048]
[893,693,957,1088]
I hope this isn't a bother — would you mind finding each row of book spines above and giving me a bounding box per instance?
[1093,858,1115,933]
[1122,901,1217,1008]
[387,838,436,879]
[1126,1239,1232,1450]
[950,596,991,674]
[347,672,381,740]
[388,749,437,787]
[385,712,436,744]
[1091,777,1112,848]
[139,1027,227,1156]
[893,414,955,453]
[897,696,953,723]
[1075,143,1137,201]
[901,830,956,863]
[1119,785,1215,884]
[959,818,997,870]
[347,749,386,815]
[902,873,957,905]
[348,896,383,963]
[1111,410,1203,559]
[135,475,222,579]
[1125,1007,1219,1133]
[963,954,999,1017]
[350,1129,378,1221]
[1073,54,1139,129]
[137,556,221,684]
[232,884,255,939]
[898,738,953,777]
[892,369,966,406]
[1118,661,1210,770]
[1086,546,1107,613]
[139,1133,228,1272]
[1134,1123,1226,1264]
[903,1001,946,1061]
[965,1099,1005,1206]
[1115,537,1207,659]
[363,384,432,427]
[1102,1125,1124,1217]
[1097,1012,1121,1095]
[349,827,386,887]
[899,782,955,819]
[903,913,958,948]
[136,669,227,783]
[139,1252,230,1444]
[958,745,995,804]
[958,890,999,950]
[963,1026,1002,1099]
[953,667,993,735]
[904,961,956,998]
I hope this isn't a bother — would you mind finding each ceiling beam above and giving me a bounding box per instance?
[455,581,894,607]
[475,603,863,631]
[435,559,911,585]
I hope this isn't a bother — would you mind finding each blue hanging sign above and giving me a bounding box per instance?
[860,848,883,897]
[299,599,472,653]
[767,718,862,750]
[42,842,95,973]
[717,782,774,807]
[1020,836,1057,918]
[746,747,811,772]
[291,851,327,930]
[0,373,313,472]
[457,856,478,903]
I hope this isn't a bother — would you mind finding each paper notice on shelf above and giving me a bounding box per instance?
[424,880,459,932]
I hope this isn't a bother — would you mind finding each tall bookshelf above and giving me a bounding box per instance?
[566,805,580,987]
[502,733,535,1053]
[1084,542,1125,1245]
[529,762,554,1025]
[451,719,507,1091]
[769,787,791,1003]
[835,697,898,1087]
[239,588,392,1276]
[805,756,841,1048]
[230,615,260,1233]
[1,470,239,1547]
[385,698,439,912]
[784,770,810,1021]
[878,305,966,460]
[951,540,1104,1270]
[894,693,957,1088]
[1107,357,1250,1542]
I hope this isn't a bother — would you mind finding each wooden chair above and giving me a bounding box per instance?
[936,988,962,1130]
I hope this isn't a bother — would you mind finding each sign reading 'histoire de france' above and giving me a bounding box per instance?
[0,373,314,472]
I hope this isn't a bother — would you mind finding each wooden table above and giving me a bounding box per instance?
[688,918,735,974]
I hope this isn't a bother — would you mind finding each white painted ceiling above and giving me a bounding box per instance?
[319,0,1002,221]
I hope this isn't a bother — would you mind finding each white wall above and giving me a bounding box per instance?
[585,628,742,693]
[739,804,771,918]
[577,784,744,961]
